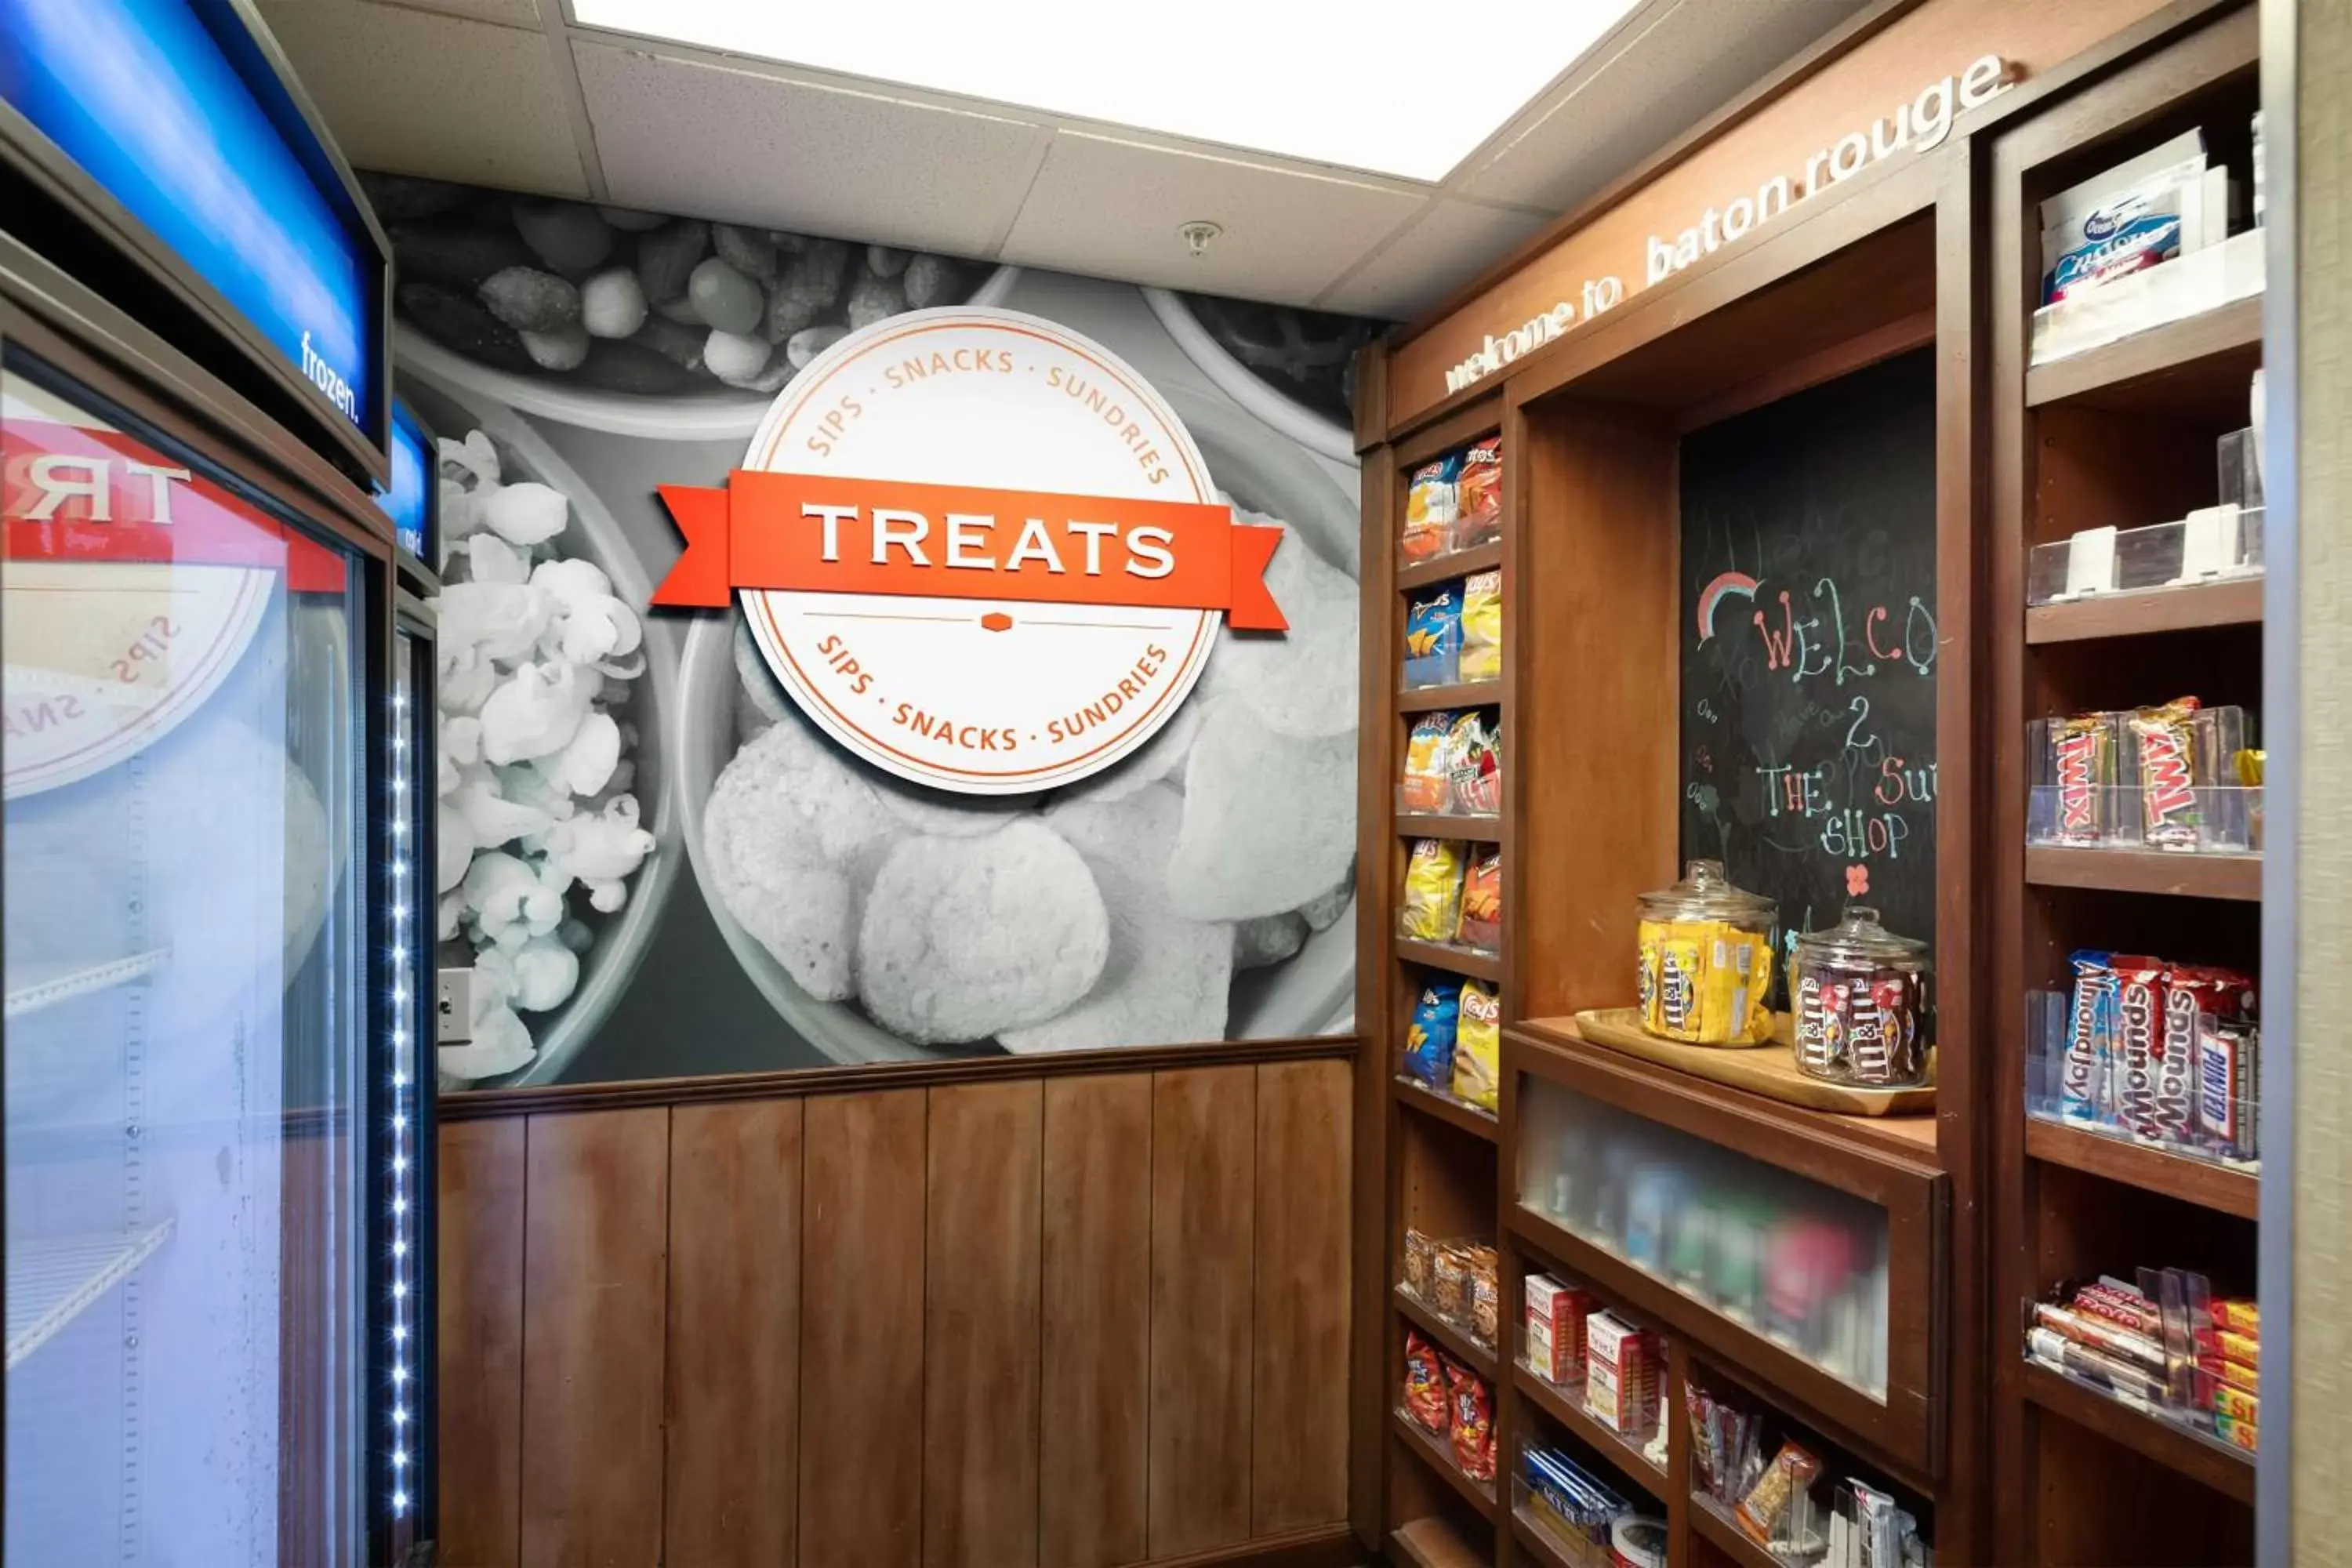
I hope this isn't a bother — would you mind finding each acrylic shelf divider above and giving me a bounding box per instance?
[2023,1116,2259,1220]
[1391,1407,1500,1520]
[2019,1359,2254,1504]
[1394,1283,1499,1380]
[1505,1025,1947,1480]
[2024,294,2263,416]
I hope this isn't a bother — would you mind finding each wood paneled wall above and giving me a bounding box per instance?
[434,1058,1353,1568]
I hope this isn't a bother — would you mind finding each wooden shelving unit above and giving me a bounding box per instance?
[1394,1407,1501,1519]
[1400,680,1505,714]
[1687,1493,1793,1568]
[1400,541,1503,593]
[1394,1514,1495,1568]
[1511,1362,1667,1501]
[1396,1285,1501,1380]
[1988,15,2264,1565]
[1398,813,1504,841]
[1394,1074,1500,1142]
[1397,939,1504,982]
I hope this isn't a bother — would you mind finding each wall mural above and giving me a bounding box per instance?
[368,174,1375,1089]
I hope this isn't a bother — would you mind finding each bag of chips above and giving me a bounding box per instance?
[1403,587,1462,689]
[1455,978,1501,1111]
[1459,569,1502,684]
[1399,838,1466,942]
[1402,710,1459,812]
[1447,1360,1497,1480]
[1737,1440,1824,1547]
[1405,978,1463,1087]
[1457,846,1501,952]
[1449,710,1501,815]
[1454,437,1502,550]
[1403,456,1461,561]
[1403,1330,1450,1431]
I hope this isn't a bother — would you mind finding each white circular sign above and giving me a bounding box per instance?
[738,309,1222,795]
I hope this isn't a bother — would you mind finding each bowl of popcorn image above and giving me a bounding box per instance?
[674,396,1360,1062]
[370,175,1018,441]
[404,379,683,1087]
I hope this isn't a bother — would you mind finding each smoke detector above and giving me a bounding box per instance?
[1179,221,1223,258]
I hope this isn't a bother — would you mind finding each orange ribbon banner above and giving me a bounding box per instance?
[652,472,1288,631]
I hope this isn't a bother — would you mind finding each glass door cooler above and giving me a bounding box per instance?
[1,1,431,1560]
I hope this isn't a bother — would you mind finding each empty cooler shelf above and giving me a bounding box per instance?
[4,949,171,1021]
[6,1218,176,1369]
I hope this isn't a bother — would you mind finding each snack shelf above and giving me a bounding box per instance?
[1512,1359,1668,1498]
[1390,1514,1488,1568]
[1394,1073,1499,1142]
[1397,812,1503,842]
[2025,294,2262,414]
[2024,1116,2259,1220]
[1392,1406,1501,1520]
[2020,1358,2254,1504]
[1400,680,1504,713]
[1689,1489,1808,1568]
[5,1218,176,1370]
[1399,938,1503,982]
[2024,575,2263,644]
[1396,1283,1500,1379]
[1509,1504,1584,1568]
[2023,845,2261,901]
[1399,539,1502,593]
[2,948,172,1022]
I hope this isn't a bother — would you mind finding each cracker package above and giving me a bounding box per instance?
[1399,838,1466,943]
[1403,456,1461,561]
[1405,978,1463,1088]
[1457,847,1501,952]
[1402,710,1459,812]
[1403,586,1462,688]
[1448,709,1501,815]
[1455,978,1501,1112]
[1458,569,1502,684]
[1455,437,1502,550]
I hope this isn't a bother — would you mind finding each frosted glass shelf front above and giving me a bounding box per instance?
[1517,1078,1889,1401]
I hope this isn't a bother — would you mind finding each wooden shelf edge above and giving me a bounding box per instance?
[1511,1361,1668,1498]
[2025,575,2263,643]
[1399,680,1504,713]
[1390,1409,1501,1521]
[1394,1285,1501,1379]
[2024,845,2262,901]
[2021,1359,2255,1504]
[1398,540,1502,592]
[1690,1490,1797,1568]
[1397,812,1504,842]
[1509,1508,1578,1568]
[2024,295,2263,409]
[1391,1515,1487,1568]
[1397,939,1503,982]
[2024,1116,2259,1220]
[1392,1075,1500,1142]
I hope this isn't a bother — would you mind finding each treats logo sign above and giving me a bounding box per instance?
[655,308,1287,793]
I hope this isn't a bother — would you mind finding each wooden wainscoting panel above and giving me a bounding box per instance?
[800,1089,930,1568]
[1039,1073,1155,1568]
[437,1116,528,1568]
[924,1081,1045,1568]
[1250,1058,1354,1534]
[517,1108,670,1568]
[665,1098,803,1568]
[1147,1066,1259,1557]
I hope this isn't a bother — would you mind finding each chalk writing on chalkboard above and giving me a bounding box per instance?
[1679,350,1938,985]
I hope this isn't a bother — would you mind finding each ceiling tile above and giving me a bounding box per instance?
[1000,132,1427,308]
[362,0,539,26]
[572,43,1048,258]
[256,0,586,195]
[1316,199,1552,320]
[1461,0,1867,211]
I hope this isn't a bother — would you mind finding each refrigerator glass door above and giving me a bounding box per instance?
[2,356,368,1566]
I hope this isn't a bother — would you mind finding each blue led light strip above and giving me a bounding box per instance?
[387,677,415,1519]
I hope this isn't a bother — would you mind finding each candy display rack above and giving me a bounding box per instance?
[1987,13,2264,1563]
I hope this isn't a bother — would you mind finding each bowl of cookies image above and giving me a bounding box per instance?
[672,394,1361,1062]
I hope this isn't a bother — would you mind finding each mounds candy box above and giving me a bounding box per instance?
[1584,1311,1657,1436]
[1525,1273,1598,1385]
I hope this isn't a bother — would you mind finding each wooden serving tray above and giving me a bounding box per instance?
[1570,1007,1936,1116]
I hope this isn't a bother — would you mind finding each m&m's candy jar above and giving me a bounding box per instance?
[1790,906,1929,1087]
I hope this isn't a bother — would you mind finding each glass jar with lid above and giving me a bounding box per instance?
[1790,906,1930,1087]
[1635,860,1777,1045]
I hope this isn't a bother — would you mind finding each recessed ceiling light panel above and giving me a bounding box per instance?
[568,0,1646,182]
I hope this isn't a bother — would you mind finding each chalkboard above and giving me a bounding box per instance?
[1679,349,1937,979]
